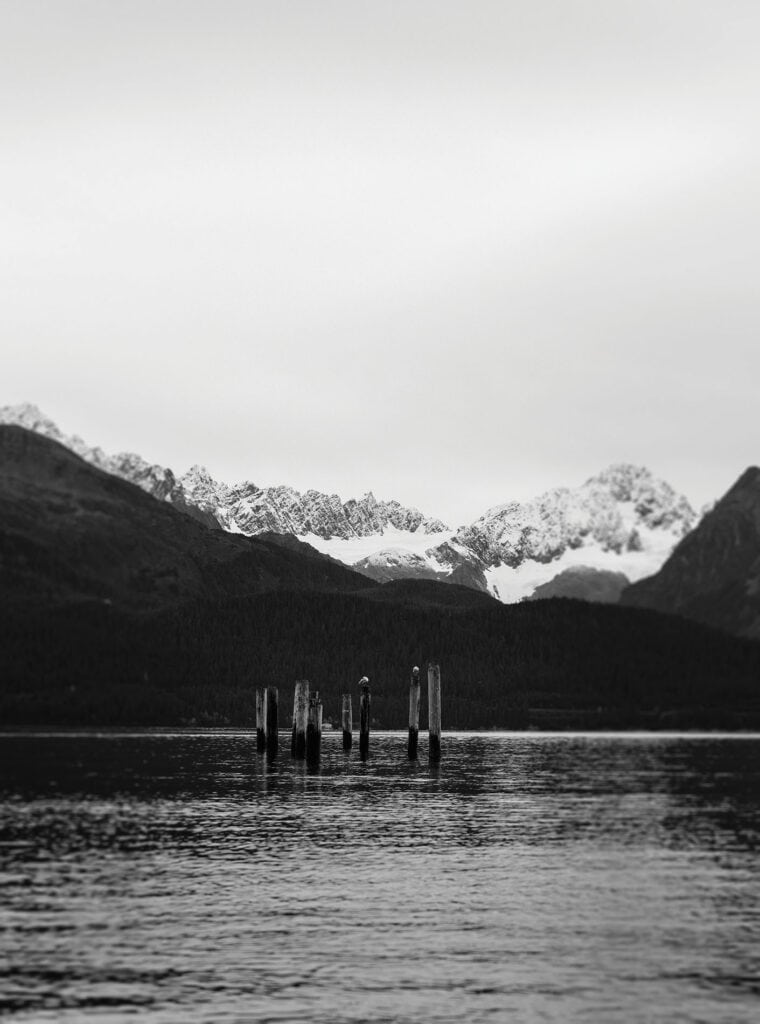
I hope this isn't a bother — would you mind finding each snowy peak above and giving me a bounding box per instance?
[344,492,447,537]
[352,542,489,593]
[1,404,447,542]
[354,547,435,582]
[178,465,232,513]
[585,463,696,533]
[0,402,110,469]
[108,452,177,502]
[456,463,696,570]
[0,402,58,437]
[220,485,448,539]
[0,403,175,501]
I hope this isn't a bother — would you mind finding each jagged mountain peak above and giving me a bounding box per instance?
[0,401,54,431]
[182,463,216,482]
[585,463,696,532]
[455,465,696,575]
[2,404,448,542]
[586,462,655,495]
[179,463,230,494]
[0,402,109,468]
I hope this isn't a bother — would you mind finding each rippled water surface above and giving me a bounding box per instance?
[1,732,759,1023]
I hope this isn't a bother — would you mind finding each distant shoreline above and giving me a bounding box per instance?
[2,727,760,738]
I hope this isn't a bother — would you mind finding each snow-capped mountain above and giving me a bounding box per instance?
[0,403,180,501]
[352,539,489,591]
[293,466,698,601]
[451,464,697,601]
[1,404,700,604]
[178,465,447,539]
[0,403,446,542]
[457,465,695,568]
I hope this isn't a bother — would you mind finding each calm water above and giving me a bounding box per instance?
[0,732,758,1023]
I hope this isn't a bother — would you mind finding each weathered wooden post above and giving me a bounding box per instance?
[342,693,353,751]
[264,685,278,757]
[255,688,265,752]
[428,663,441,762]
[306,692,322,763]
[292,679,309,759]
[359,676,370,760]
[408,665,420,759]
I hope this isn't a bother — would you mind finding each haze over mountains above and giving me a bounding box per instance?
[0,403,699,603]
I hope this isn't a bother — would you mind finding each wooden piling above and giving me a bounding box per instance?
[428,663,441,762]
[292,679,309,759]
[359,677,370,760]
[408,665,420,759]
[255,688,265,752]
[342,693,353,751]
[264,685,278,757]
[306,692,322,763]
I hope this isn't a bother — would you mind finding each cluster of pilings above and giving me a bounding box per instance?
[254,663,442,763]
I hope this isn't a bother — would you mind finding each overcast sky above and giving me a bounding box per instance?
[3,1,759,525]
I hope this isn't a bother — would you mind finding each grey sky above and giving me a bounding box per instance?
[3,1,759,525]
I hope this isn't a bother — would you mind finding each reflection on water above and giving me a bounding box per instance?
[1,733,759,1022]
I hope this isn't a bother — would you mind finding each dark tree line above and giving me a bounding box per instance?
[1,592,759,728]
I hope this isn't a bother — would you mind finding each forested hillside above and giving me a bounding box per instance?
[2,593,758,729]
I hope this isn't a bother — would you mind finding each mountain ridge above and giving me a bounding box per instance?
[0,424,375,612]
[0,403,447,541]
[2,421,759,729]
[0,402,700,603]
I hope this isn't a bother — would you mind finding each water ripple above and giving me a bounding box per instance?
[0,732,758,1022]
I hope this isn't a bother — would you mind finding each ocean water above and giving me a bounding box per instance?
[0,732,758,1023]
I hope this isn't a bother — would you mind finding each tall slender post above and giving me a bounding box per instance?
[292,679,309,759]
[428,663,441,762]
[342,693,353,751]
[264,685,278,758]
[255,688,265,752]
[408,665,420,759]
[359,676,370,760]
[291,683,297,757]
[306,692,322,763]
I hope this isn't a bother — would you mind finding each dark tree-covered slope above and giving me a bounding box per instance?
[0,425,373,610]
[2,593,759,729]
[622,467,760,638]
